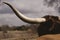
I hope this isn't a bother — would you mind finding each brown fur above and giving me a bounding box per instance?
[36,34,60,40]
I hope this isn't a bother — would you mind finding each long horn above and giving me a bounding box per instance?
[3,2,46,24]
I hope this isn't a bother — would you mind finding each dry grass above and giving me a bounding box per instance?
[0,31,60,40]
[0,31,38,40]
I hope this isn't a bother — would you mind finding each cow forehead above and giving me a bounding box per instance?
[42,15,58,21]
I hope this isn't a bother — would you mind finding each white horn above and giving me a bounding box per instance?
[3,2,46,24]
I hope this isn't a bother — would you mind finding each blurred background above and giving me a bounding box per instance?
[0,0,60,26]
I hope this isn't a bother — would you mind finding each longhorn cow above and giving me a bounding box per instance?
[3,2,60,37]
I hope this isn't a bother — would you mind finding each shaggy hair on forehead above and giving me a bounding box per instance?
[37,15,60,37]
[43,15,59,21]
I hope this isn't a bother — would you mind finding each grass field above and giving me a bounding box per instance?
[0,31,38,40]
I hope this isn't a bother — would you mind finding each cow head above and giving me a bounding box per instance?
[37,15,60,36]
